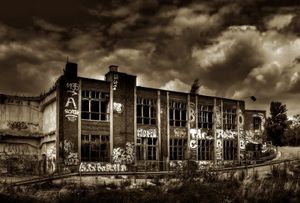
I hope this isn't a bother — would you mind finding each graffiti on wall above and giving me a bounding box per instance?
[0,143,32,155]
[216,129,237,139]
[189,102,196,128]
[137,128,157,138]
[189,128,214,149]
[113,102,123,113]
[7,121,28,130]
[190,129,214,140]
[216,139,223,160]
[112,74,119,90]
[237,109,244,127]
[46,145,56,173]
[172,128,187,138]
[215,105,222,129]
[63,140,79,166]
[79,162,127,172]
[7,121,39,131]
[169,160,214,170]
[112,142,135,164]
[65,83,79,122]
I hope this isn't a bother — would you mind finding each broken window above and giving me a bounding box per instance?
[253,117,261,130]
[198,105,213,129]
[81,134,110,162]
[81,90,109,121]
[170,138,187,160]
[136,137,158,161]
[137,97,156,125]
[223,140,237,160]
[223,108,237,130]
[169,101,187,127]
[198,140,214,160]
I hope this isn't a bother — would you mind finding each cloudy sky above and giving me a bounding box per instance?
[1,0,300,116]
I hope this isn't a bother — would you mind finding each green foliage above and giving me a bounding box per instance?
[265,101,288,146]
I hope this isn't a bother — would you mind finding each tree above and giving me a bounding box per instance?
[265,101,288,146]
[283,114,300,146]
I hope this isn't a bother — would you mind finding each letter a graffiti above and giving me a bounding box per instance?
[65,97,77,109]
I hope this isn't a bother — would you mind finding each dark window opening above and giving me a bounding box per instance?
[223,140,237,160]
[253,117,261,130]
[170,138,187,160]
[198,105,213,129]
[81,90,109,121]
[169,101,187,127]
[136,137,158,161]
[137,98,156,125]
[198,140,214,160]
[223,108,237,130]
[81,134,110,162]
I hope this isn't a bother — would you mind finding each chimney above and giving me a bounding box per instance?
[109,65,118,72]
[64,62,78,78]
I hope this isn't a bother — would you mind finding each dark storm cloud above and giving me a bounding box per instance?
[1,0,300,115]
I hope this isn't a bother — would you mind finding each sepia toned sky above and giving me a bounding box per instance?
[1,0,300,116]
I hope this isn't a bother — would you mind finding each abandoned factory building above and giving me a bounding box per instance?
[0,63,266,174]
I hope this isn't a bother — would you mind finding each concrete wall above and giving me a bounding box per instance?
[0,96,41,136]
[42,101,56,134]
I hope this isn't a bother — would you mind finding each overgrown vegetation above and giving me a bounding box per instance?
[1,160,300,203]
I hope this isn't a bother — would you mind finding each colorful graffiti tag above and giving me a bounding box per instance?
[79,162,127,172]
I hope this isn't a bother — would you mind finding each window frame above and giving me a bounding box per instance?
[136,137,158,161]
[253,117,261,130]
[223,140,237,160]
[223,108,237,130]
[169,101,187,127]
[81,134,110,162]
[197,139,214,160]
[137,97,157,125]
[169,138,187,160]
[198,105,213,129]
[81,90,110,121]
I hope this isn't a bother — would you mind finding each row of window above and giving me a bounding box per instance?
[80,93,261,130]
[81,135,237,161]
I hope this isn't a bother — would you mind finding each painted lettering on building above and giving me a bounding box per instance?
[216,139,223,160]
[190,129,214,140]
[172,128,187,138]
[137,128,157,138]
[65,82,79,122]
[79,162,127,172]
[216,129,237,139]
[0,143,31,155]
[112,142,135,164]
[63,140,79,166]
[215,106,222,129]
[112,74,119,90]
[189,102,196,128]
[113,102,123,113]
